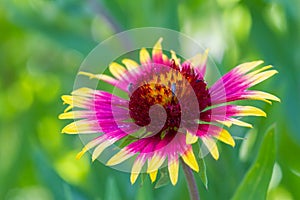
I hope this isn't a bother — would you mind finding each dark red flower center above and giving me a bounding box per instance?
[128,61,211,139]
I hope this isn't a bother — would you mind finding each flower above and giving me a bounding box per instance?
[59,38,279,185]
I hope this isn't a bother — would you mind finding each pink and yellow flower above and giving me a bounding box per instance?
[59,38,279,185]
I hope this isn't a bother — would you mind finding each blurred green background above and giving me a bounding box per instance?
[0,0,300,199]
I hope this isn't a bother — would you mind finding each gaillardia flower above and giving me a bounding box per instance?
[59,38,279,185]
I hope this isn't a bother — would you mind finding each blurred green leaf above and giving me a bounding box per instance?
[4,1,96,54]
[136,179,153,200]
[102,0,179,30]
[105,177,121,200]
[232,125,276,200]
[33,147,88,200]
[239,129,258,162]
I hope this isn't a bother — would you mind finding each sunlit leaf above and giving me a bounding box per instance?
[232,124,276,200]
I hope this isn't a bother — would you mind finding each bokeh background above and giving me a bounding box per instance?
[1,0,300,199]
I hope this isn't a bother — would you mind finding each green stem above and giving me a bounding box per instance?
[181,159,200,200]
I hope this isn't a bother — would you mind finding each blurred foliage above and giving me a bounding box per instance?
[0,0,299,199]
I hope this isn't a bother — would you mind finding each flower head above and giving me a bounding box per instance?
[59,38,279,185]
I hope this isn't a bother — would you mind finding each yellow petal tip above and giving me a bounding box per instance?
[186,132,198,144]
[130,173,138,184]
[76,148,87,160]
[149,170,158,183]
[181,149,199,172]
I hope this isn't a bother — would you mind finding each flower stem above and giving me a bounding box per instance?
[181,159,200,200]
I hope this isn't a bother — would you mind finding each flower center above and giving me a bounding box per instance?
[128,63,211,139]
[129,83,181,136]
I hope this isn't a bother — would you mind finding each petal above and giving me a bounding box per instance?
[240,91,280,104]
[78,71,125,90]
[228,118,253,128]
[217,118,253,128]
[152,37,163,61]
[76,135,105,159]
[213,129,235,147]
[58,110,96,119]
[233,106,266,117]
[162,53,170,64]
[147,153,165,174]
[170,50,180,66]
[246,65,273,76]
[71,87,95,97]
[106,148,135,166]
[186,131,198,144]
[149,170,158,183]
[209,61,279,105]
[181,147,199,172]
[92,140,114,162]
[122,59,139,71]
[189,49,209,77]
[61,119,100,134]
[202,137,219,160]
[234,60,264,74]
[246,70,278,87]
[204,105,266,118]
[109,62,127,80]
[61,95,91,109]
[168,157,179,185]
[130,156,146,184]
[139,48,151,64]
